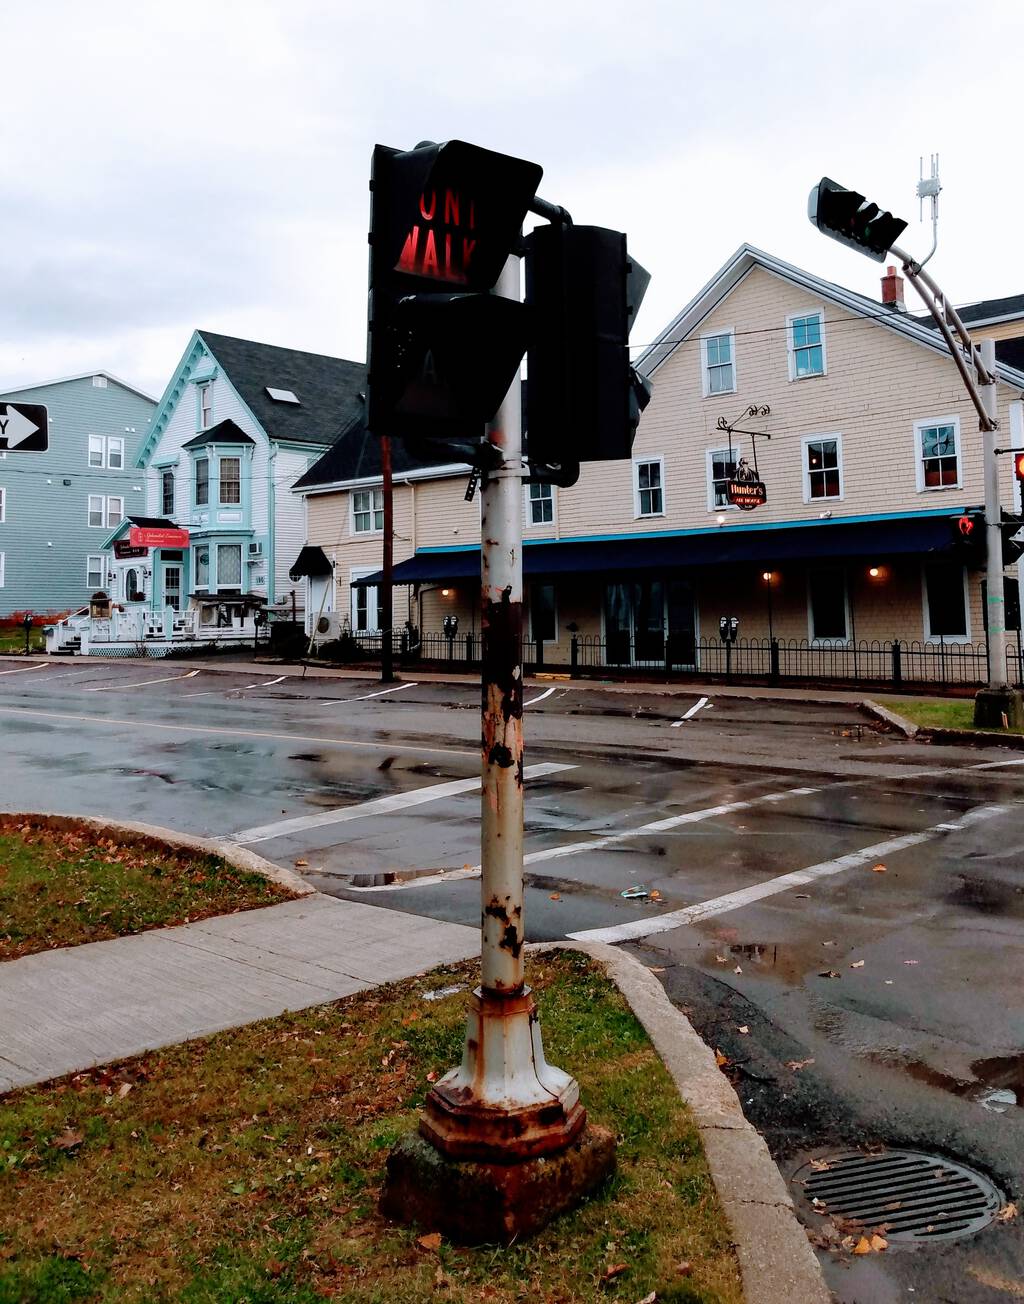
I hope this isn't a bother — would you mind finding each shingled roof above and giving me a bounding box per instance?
[197,331,366,448]
[293,415,462,490]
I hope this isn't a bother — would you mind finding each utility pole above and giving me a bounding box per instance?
[380,434,395,683]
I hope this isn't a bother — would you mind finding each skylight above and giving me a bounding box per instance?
[266,387,300,404]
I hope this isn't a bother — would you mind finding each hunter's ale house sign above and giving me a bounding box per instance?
[727,478,767,510]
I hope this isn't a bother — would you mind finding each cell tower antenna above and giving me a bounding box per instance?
[916,153,941,270]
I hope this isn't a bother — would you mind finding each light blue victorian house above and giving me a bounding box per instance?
[47,331,365,654]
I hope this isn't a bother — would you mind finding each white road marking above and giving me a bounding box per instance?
[327,681,417,704]
[966,757,1024,770]
[245,675,286,688]
[522,785,819,866]
[230,761,576,845]
[672,695,710,726]
[85,669,201,692]
[0,704,479,759]
[183,675,290,699]
[0,662,50,676]
[568,802,1010,945]
[525,687,556,706]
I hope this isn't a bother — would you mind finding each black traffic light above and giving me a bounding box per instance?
[367,141,543,444]
[808,177,908,263]
[1002,510,1024,566]
[950,510,985,563]
[524,223,651,480]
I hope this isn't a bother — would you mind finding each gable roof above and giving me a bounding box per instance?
[183,418,256,448]
[925,293,1024,329]
[197,331,366,447]
[0,370,156,403]
[293,413,468,491]
[637,244,1024,392]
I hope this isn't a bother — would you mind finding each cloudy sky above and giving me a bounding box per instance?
[3,0,1022,399]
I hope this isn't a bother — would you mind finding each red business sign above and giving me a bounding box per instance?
[129,526,190,548]
[726,478,768,512]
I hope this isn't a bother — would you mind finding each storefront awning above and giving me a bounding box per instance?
[352,513,964,586]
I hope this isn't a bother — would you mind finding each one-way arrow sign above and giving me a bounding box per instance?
[0,403,48,452]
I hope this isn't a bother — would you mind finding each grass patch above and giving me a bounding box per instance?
[0,631,46,654]
[892,697,1024,734]
[0,952,742,1303]
[0,818,294,961]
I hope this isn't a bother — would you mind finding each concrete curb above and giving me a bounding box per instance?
[3,812,314,897]
[862,697,919,738]
[531,940,831,1304]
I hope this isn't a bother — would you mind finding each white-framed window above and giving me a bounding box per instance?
[0,485,5,522]
[161,469,175,517]
[923,564,970,642]
[350,566,382,631]
[526,482,554,526]
[529,582,557,642]
[701,330,736,396]
[87,495,122,528]
[706,446,738,511]
[352,487,384,534]
[219,456,241,505]
[195,457,209,506]
[787,309,826,380]
[86,554,107,590]
[915,417,961,491]
[194,545,210,589]
[633,457,664,518]
[802,434,843,502]
[808,568,849,643]
[217,543,242,587]
[198,383,213,430]
[87,435,125,469]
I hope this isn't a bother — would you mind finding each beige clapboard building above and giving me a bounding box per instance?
[293,246,1024,677]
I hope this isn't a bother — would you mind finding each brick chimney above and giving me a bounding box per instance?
[881,264,906,312]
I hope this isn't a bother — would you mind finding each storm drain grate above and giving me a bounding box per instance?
[793,1149,1002,1243]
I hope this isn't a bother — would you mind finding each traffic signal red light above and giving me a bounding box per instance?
[1014,450,1024,483]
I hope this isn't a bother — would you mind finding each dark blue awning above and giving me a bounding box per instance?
[352,513,962,586]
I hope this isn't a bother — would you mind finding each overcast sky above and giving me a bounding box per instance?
[3,1,1022,399]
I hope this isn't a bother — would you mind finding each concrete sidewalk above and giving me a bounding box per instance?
[0,894,478,1094]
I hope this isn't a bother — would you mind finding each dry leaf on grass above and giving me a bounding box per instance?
[601,1263,628,1283]
[787,1058,815,1071]
[117,1082,132,1098]
[635,1294,657,1304]
[51,1129,84,1151]
[417,1232,442,1252]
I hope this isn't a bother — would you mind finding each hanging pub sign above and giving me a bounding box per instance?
[114,540,148,559]
[726,457,767,511]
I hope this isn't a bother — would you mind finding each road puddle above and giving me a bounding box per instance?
[341,867,455,888]
[870,1052,1023,1111]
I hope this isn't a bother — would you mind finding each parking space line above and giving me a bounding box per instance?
[84,669,201,693]
[671,696,710,726]
[244,675,287,689]
[229,761,576,845]
[568,802,1010,945]
[326,681,417,704]
[525,687,556,707]
[0,662,50,676]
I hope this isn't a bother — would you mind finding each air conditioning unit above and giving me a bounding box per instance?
[247,541,264,559]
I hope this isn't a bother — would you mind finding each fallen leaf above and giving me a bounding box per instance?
[549,893,561,901]
[810,1158,831,1171]
[417,1232,442,1252]
[870,1234,888,1252]
[675,1261,692,1276]
[736,1025,750,1035]
[117,1082,132,1098]
[818,970,841,979]
[853,1236,873,1255]
[426,1071,437,1083]
[51,1129,84,1151]
[635,1294,657,1304]
[648,889,662,901]
[811,1197,827,1210]
[871,863,887,873]
[294,859,308,868]
[265,1258,286,1278]
[786,1058,815,1071]
[715,1050,730,1067]
[648,966,666,973]
[601,1263,628,1283]
[733,965,743,975]
[715,954,728,964]
[850,960,865,969]
[997,1202,1019,1222]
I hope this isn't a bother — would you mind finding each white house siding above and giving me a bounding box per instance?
[275,447,322,607]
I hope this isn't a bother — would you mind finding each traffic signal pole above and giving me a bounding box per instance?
[419,251,587,1162]
[980,338,1009,692]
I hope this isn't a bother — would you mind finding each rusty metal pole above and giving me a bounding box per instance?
[420,250,585,1162]
[380,434,396,683]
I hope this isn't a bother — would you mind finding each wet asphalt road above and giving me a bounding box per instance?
[1,655,1023,1301]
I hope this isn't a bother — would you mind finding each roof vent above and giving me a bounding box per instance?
[266,387,300,404]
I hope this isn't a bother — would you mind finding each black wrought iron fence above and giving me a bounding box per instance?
[345,629,1024,689]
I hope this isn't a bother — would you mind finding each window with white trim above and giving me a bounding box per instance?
[0,553,5,587]
[194,546,210,588]
[352,488,384,533]
[633,458,664,517]
[803,435,843,501]
[788,311,825,379]
[107,436,124,469]
[195,457,209,506]
[87,495,122,528]
[706,447,737,511]
[86,555,107,590]
[527,482,554,525]
[87,435,125,469]
[219,456,241,505]
[217,543,242,587]
[198,383,213,429]
[701,331,735,395]
[350,567,382,631]
[915,418,960,490]
[88,435,104,467]
[808,568,848,642]
[161,469,175,517]
[924,564,969,640]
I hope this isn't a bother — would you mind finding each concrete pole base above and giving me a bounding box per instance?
[419,987,586,1162]
[973,686,1024,729]
[380,1123,617,1245]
